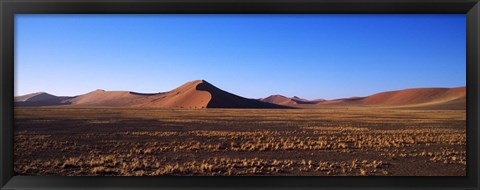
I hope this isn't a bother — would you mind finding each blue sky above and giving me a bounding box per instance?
[15,14,466,100]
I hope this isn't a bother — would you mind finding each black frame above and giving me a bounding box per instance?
[1,0,479,189]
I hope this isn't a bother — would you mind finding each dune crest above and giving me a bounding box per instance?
[132,80,212,108]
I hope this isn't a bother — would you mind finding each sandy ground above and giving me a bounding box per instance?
[14,107,466,176]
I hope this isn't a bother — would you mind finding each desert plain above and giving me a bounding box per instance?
[14,107,465,176]
[13,80,466,176]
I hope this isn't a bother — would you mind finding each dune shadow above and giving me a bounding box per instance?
[196,81,294,109]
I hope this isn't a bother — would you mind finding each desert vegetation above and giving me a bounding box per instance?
[14,107,466,176]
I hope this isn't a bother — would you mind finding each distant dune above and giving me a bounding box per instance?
[360,87,465,106]
[15,92,57,102]
[15,92,72,107]
[259,87,465,110]
[15,81,466,109]
[260,95,323,105]
[316,97,366,106]
[313,87,465,109]
[69,90,149,107]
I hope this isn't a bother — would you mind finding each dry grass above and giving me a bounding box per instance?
[14,107,466,176]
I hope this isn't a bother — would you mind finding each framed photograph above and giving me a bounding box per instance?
[1,0,479,189]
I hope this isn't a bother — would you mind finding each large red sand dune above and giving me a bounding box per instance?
[130,80,288,108]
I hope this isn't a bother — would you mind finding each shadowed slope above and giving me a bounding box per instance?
[196,81,291,108]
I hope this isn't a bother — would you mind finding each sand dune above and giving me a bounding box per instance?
[14,81,466,109]
[131,80,212,108]
[15,92,72,107]
[15,92,58,102]
[69,90,149,107]
[360,87,465,105]
[134,80,289,108]
[317,97,366,106]
[396,96,466,110]
[316,87,466,109]
[260,95,322,105]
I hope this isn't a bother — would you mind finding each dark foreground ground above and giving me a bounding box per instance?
[14,107,466,176]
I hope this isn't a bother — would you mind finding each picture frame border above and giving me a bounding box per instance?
[1,0,478,189]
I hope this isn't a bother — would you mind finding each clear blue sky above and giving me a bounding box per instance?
[15,14,466,100]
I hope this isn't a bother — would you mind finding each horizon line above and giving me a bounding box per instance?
[14,79,467,101]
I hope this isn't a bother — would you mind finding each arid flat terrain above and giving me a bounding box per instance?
[14,107,466,176]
